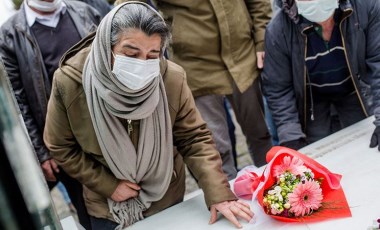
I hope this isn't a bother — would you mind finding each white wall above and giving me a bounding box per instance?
[0,0,17,26]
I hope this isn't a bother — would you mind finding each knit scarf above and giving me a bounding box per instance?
[82,2,173,229]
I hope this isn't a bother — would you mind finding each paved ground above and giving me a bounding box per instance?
[51,107,254,221]
[51,186,76,221]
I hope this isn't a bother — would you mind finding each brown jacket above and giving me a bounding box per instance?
[43,33,236,221]
[121,0,272,96]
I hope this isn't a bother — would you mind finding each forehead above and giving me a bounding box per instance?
[114,29,161,50]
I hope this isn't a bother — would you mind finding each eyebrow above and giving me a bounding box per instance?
[122,44,160,53]
[123,44,140,51]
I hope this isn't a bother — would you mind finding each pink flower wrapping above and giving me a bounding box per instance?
[233,146,352,222]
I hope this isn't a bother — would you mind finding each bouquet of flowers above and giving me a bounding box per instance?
[234,146,351,222]
[263,155,323,217]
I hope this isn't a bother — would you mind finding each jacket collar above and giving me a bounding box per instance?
[280,0,353,33]
[64,1,97,38]
[338,0,354,19]
[24,1,67,27]
[299,1,353,34]
[13,3,32,34]
[14,0,96,39]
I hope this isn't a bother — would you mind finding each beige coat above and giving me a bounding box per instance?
[43,33,236,221]
[120,0,272,96]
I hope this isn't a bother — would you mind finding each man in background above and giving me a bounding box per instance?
[119,0,273,179]
[0,0,101,228]
[262,0,380,150]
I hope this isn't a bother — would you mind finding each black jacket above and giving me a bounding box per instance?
[0,1,101,162]
[262,0,380,143]
[78,0,111,17]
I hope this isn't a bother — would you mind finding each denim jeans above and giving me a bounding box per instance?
[306,92,366,143]
[90,216,118,230]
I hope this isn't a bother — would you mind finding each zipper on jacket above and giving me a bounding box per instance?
[306,70,315,122]
[127,119,133,136]
[339,9,368,117]
[302,25,314,131]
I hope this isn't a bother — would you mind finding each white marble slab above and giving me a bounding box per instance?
[60,216,85,230]
[127,117,380,230]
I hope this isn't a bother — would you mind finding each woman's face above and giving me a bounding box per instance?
[111,28,161,65]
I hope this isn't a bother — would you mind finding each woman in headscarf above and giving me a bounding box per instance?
[44,2,253,229]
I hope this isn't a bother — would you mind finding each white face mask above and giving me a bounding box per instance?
[112,54,160,90]
[296,0,338,23]
[28,0,62,12]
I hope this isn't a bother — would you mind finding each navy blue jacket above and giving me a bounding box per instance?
[262,0,380,143]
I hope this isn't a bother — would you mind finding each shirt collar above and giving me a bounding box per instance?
[24,1,67,27]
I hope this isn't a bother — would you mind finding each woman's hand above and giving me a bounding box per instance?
[111,180,141,202]
[209,200,254,228]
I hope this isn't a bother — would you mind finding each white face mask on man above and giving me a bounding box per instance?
[112,54,160,90]
[296,0,338,23]
[28,0,62,12]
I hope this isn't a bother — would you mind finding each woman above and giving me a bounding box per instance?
[44,2,253,229]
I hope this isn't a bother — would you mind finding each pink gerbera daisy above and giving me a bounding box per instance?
[288,180,323,217]
[273,156,307,177]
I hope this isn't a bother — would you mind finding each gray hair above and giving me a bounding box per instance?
[111,4,170,53]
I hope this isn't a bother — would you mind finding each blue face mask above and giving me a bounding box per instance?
[296,0,338,23]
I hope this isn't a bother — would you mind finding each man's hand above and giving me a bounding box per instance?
[111,180,141,202]
[41,159,59,182]
[256,51,265,69]
[209,200,253,229]
[370,127,380,151]
[281,138,309,150]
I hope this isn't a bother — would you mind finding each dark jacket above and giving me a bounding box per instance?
[78,0,111,17]
[262,0,380,143]
[0,1,101,163]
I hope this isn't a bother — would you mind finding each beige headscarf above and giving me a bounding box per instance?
[82,2,173,229]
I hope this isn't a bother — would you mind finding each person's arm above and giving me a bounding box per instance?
[261,24,306,145]
[366,0,380,150]
[172,73,253,227]
[245,0,272,68]
[172,74,236,206]
[245,0,272,52]
[44,74,119,198]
